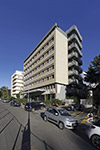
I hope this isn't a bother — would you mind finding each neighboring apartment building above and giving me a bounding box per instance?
[24,23,83,100]
[11,71,24,98]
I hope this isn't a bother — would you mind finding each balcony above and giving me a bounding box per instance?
[68,52,78,59]
[68,70,78,76]
[68,78,79,84]
[68,60,78,68]
[68,43,82,57]
[68,34,82,50]
[66,25,82,42]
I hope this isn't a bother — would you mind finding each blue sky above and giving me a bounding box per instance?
[0,0,100,89]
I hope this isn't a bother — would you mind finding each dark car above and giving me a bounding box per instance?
[3,99,10,103]
[63,104,75,111]
[25,101,45,111]
[75,104,85,111]
[24,102,32,111]
[10,100,21,107]
[31,101,45,110]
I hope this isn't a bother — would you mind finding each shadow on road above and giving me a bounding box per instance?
[21,111,31,150]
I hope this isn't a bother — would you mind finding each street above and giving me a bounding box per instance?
[0,102,97,150]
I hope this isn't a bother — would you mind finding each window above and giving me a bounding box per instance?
[47,107,53,113]
[52,65,54,69]
[47,51,49,55]
[52,37,54,41]
[47,42,49,46]
[52,75,54,78]
[52,56,54,60]
[52,46,54,50]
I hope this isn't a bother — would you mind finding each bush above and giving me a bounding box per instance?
[16,98,27,104]
[45,99,62,106]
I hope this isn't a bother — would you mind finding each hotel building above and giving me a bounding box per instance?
[24,23,83,100]
[11,71,24,98]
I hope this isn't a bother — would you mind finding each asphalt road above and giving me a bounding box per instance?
[0,102,97,150]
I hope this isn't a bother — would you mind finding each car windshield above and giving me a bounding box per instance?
[58,109,71,116]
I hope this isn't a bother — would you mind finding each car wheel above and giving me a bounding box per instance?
[58,122,64,130]
[44,115,48,122]
[91,134,100,149]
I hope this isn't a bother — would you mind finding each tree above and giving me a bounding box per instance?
[0,86,9,99]
[67,82,88,103]
[84,55,100,106]
[0,90,2,98]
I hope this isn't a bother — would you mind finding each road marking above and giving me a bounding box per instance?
[75,112,83,118]
[71,111,81,116]
[81,115,88,123]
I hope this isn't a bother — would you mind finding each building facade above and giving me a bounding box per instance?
[24,23,83,101]
[11,71,24,98]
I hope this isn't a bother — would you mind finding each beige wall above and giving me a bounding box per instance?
[54,28,68,85]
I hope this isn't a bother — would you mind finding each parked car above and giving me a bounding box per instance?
[25,101,45,111]
[63,104,75,111]
[74,103,85,111]
[3,99,10,103]
[10,100,21,107]
[25,102,32,111]
[87,118,100,149]
[44,106,78,130]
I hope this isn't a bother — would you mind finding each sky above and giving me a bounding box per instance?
[0,0,100,89]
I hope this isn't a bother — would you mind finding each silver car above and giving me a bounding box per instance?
[44,106,78,129]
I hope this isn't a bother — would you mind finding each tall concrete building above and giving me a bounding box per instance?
[24,23,83,100]
[11,71,24,98]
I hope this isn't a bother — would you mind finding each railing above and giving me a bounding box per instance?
[68,34,82,49]
[68,43,82,57]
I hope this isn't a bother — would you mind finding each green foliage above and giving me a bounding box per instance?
[0,86,9,99]
[16,98,27,103]
[84,55,100,106]
[84,55,100,84]
[45,99,62,106]
[9,96,16,100]
[93,85,100,107]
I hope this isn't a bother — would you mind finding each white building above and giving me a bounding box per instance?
[11,71,24,98]
[24,23,83,100]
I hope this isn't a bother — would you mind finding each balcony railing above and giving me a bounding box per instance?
[68,60,78,68]
[68,78,79,84]
[68,43,82,57]
[68,34,82,49]
[66,25,82,42]
[68,52,78,59]
[68,70,78,76]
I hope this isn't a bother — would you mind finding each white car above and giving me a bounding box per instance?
[87,119,100,149]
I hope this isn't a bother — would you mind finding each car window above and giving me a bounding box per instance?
[47,107,53,114]
[58,109,71,116]
[52,109,59,116]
